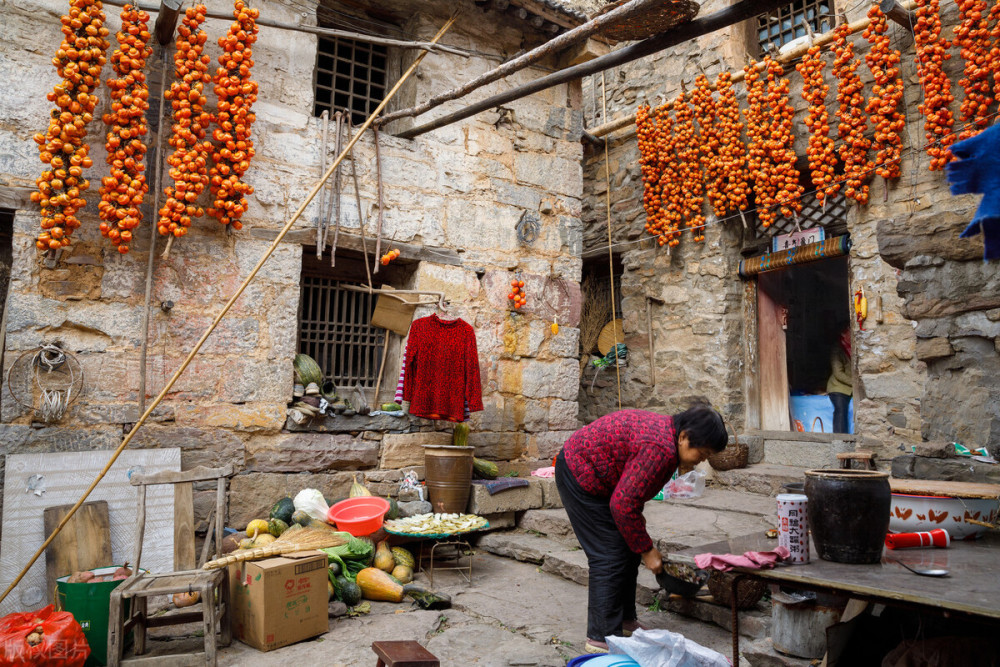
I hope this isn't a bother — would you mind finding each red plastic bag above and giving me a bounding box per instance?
[0,604,90,666]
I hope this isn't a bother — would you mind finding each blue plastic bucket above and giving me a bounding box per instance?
[567,655,639,666]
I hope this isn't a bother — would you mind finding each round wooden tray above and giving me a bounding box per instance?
[593,0,700,42]
[597,319,625,356]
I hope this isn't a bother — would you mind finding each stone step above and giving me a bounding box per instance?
[710,464,809,497]
[761,438,855,470]
[666,595,772,640]
[743,638,816,667]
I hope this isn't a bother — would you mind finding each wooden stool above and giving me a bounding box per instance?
[837,451,877,470]
[372,640,440,667]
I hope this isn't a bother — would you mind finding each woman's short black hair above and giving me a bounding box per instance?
[673,402,727,453]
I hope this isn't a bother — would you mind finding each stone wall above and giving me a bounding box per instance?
[0,0,585,530]
[576,0,948,461]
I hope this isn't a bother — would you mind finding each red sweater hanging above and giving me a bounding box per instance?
[402,314,484,422]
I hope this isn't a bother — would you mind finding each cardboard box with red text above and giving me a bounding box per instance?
[228,550,328,651]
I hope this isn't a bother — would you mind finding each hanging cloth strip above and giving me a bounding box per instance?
[738,235,851,279]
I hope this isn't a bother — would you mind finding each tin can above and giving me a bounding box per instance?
[777,493,809,564]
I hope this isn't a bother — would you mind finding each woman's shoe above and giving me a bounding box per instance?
[622,620,648,637]
[584,639,609,654]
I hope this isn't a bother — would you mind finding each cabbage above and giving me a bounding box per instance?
[293,488,330,523]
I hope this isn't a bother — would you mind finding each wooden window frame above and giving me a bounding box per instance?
[313,35,391,124]
[755,0,834,54]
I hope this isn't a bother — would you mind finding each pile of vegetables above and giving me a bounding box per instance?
[30,0,110,251]
[207,0,259,229]
[158,4,212,239]
[98,3,152,254]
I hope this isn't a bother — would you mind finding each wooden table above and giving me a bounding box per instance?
[668,530,1000,664]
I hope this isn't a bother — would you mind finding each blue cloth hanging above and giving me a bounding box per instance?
[946,123,1000,260]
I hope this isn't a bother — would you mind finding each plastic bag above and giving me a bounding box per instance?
[664,470,706,499]
[607,628,729,667]
[0,604,90,666]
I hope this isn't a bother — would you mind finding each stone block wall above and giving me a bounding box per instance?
[0,0,585,531]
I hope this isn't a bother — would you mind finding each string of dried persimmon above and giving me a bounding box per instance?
[673,90,706,242]
[863,4,904,182]
[31,0,110,252]
[913,0,955,170]
[743,60,775,227]
[637,103,666,242]
[208,0,259,229]
[954,0,993,140]
[691,74,725,219]
[765,56,803,223]
[832,21,872,205]
[158,4,212,239]
[797,43,839,205]
[98,3,152,254]
[655,102,684,246]
[714,71,749,218]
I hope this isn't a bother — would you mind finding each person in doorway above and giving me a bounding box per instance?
[554,404,728,654]
[828,328,853,433]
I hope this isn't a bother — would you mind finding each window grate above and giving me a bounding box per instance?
[756,1,832,52]
[754,187,848,239]
[298,278,385,388]
[314,36,388,124]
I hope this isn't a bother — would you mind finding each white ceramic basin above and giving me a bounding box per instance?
[889,493,999,540]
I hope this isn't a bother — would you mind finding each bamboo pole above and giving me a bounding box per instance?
[0,13,458,608]
[585,0,918,140]
[377,0,674,127]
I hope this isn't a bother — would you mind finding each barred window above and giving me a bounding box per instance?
[756,1,833,52]
[314,36,388,124]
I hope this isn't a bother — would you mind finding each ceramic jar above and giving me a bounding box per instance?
[804,469,891,564]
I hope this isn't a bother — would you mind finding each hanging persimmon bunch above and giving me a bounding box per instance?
[832,21,872,205]
[637,103,667,240]
[764,57,803,220]
[913,0,955,170]
[797,43,839,204]
[207,0,260,230]
[98,3,153,254]
[690,74,725,219]
[863,4,905,181]
[955,0,992,140]
[158,4,212,238]
[672,90,706,242]
[655,102,684,246]
[30,0,110,252]
[714,71,749,217]
[743,60,777,227]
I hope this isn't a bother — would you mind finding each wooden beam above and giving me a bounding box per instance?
[153,0,181,46]
[880,0,915,33]
[509,0,585,31]
[248,228,463,266]
[0,185,34,210]
[379,0,668,127]
[396,0,790,139]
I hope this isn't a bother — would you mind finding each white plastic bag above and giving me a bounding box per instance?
[663,469,706,499]
[607,628,729,667]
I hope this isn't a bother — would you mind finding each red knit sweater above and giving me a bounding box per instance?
[402,314,484,422]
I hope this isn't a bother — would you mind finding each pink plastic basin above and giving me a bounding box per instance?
[328,496,390,536]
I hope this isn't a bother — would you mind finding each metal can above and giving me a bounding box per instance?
[776,493,809,564]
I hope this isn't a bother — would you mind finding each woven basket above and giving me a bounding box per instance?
[707,571,768,610]
[708,430,748,472]
[593,0,700,42]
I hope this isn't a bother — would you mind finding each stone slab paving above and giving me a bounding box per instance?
[710,464,809,496]
[204,552,741,666]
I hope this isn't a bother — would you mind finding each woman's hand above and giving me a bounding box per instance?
[641,547,664,574]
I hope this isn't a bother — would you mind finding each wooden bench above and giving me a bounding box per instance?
[837,451,877,470]
[372,640,440,667]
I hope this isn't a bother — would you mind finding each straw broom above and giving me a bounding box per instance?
[203,523,348,570]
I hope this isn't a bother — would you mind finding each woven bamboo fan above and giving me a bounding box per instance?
[593,0,700,42]
[203,524,348,570]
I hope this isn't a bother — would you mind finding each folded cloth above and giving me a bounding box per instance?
[531,466,556,478]
[946,123,1000,260]
[471,478,530,495]
[694,547,790,572]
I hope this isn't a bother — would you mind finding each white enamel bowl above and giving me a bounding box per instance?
[889,493,999,540]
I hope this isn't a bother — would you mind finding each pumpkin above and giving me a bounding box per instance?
[350,475,372,497]
[246,519,270,538]
[391,546,415,569]
[374,540,395,572]
[173,591,200,608]
[267,518,288,537]
[391,564,413,584]
[269,497,295,524]
[338,576,362,606]
[356,567,404,602]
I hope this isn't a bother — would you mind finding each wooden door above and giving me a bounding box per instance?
[758,272,790,430]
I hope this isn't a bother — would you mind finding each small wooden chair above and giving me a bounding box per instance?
[372,640,440,667]
[837,450,877,471]
[107,464,234,666]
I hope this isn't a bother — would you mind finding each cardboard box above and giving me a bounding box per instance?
[229,551,329,652]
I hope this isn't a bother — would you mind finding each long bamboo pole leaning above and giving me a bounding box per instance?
[0,12,458,608]
[585,0,918,140]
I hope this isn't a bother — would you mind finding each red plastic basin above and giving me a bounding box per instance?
[328,496,390,536]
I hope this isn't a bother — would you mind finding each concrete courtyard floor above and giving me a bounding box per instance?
[167,551,737,666]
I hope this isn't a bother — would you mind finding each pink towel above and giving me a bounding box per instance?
[531,466,556,478]
[694,547,790,572]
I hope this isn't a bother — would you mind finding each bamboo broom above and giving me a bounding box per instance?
[203,524,349,570]
[0,13,458,607]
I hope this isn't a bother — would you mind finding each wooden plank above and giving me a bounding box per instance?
[174,483,195,571]
[248,228,462,266]
[509,0,584,30]
[130,464,234,486]
[742,280,761,431]
[889,479,1000,500]
[43,501,112,600]
[0,185,33,210]
[757,273,789,431]
[747,430,858,443]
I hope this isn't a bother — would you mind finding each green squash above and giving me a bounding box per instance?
[385,497,400,521]
[267,518,289,537]
[269,497,295,524]
[338,576,362,606]
[329,560,342,577]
